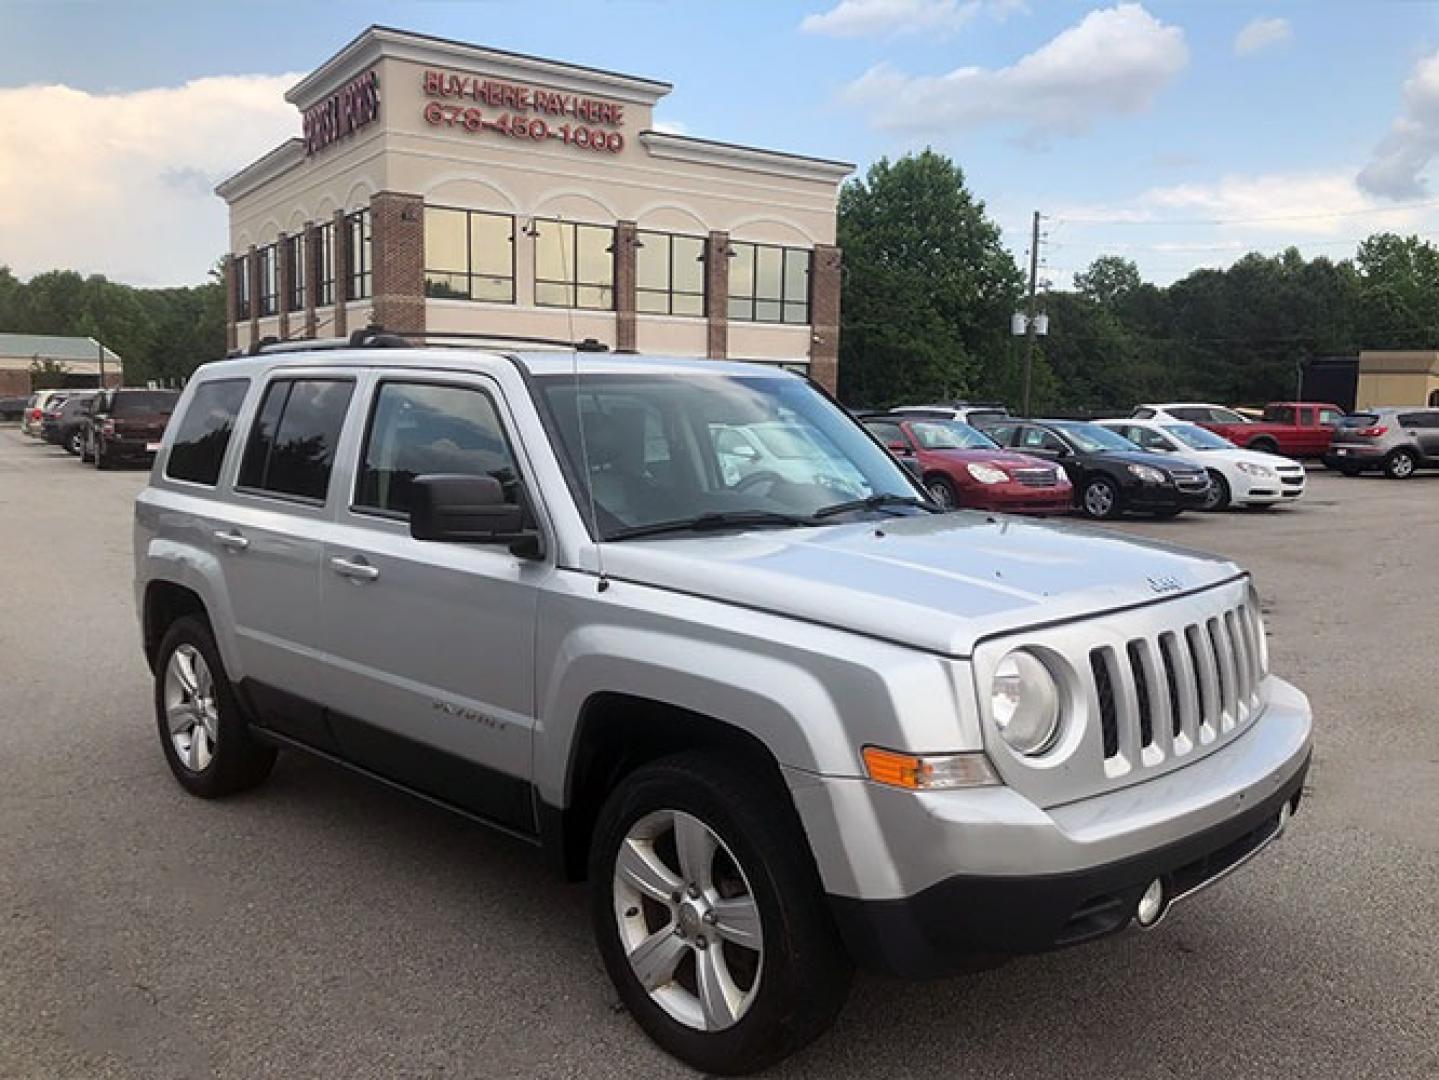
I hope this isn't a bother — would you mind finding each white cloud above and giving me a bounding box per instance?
[1233,17,1291,57]
[800,0,988,40]
[0,75,300,286]
[1359,50,1439,200]
[840,4,1187,140]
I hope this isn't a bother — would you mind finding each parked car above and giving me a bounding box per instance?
[710,420,869,495]
[1095,418,1306,510]
[135,343,1310,1073]
[0,395,28,422]
[1134,401,1343,458]
[41,390,97,453]
[892,401,1012,427]
[861,412,1072,514]
[1324,407,1439,478]
[81,388,180,468]
[20,389,71,437]
[981,418,1211,519]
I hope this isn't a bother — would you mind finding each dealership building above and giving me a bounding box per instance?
[216,26,853,387]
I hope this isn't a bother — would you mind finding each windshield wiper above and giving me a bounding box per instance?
[810,493,937,519]
[607,511,819,541]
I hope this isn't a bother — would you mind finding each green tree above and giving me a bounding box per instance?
[1074,256,1142,307]
[837,150,1022,406]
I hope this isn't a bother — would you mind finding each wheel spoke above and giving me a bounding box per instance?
[166,703,195,735]
[627,926,687,992]
[696,945,741,1031]
[195,659,213,699]
[171,649,200,696]
[200,705,219,744]
[673,814,716,890]
[191,724,211,771]
[711,895,762,950]
[616,838,682,903]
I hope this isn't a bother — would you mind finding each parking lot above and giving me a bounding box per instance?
[1,425,1435,1080]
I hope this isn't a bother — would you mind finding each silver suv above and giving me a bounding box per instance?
[1324,407,1439,478]
[134,339,1313,1074]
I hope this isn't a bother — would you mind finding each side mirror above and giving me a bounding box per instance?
[410,474,530,549]
[887,440,912,455]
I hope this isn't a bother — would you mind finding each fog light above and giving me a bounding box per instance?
[1136,878,1167,927]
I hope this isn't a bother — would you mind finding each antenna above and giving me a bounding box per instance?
[552,214,608,591]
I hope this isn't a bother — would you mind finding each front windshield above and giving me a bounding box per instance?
[909,420,998,450]
[1052,422,1139,453]
[537,373,921,539]
[1164,424,1233,450]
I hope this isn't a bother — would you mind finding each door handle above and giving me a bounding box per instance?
[212,529,250,552]
[330,556,380,582]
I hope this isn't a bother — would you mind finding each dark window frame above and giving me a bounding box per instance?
[422,205,517,304]
[346,208,372,301]
[234,254,251,320]
[316,222,336,307]
[728,242,812,325]
[257,244,279,317]
[285,234,306,313]
[236,376,356,506]
[534,218,616,311]
[164,377,251,488]
[636,230,706,317]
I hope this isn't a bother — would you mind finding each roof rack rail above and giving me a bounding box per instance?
[239,325,611,356]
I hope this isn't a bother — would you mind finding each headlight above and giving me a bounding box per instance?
[1235,462,1275,478]
[1127,464,1166,484]
[991,650,1062,756]
[966,462,1009,485]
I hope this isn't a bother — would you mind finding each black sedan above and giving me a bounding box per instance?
[979,419,1211,519]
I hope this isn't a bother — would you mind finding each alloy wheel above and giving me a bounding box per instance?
[164,644,219,772]
[1084,481,1116,518]
[926,480,954,508]
[1389,452,1415,478]
[613,809,764,1033]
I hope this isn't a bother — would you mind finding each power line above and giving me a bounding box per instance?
[1053,198,1439,228]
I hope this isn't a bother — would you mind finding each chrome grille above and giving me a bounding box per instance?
[1088,597,1264,778]
[1013,467,1058,488]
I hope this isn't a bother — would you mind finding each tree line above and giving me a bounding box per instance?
[838,149,1439,413]
[0,266,225,386]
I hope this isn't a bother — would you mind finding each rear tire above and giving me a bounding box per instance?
[1201,470,1231,511]
[589,752,852,1075]
[1384,449,1417,479]
[1080,475,1122,520]
[65,430,83,456]
[153,616,276,798]
[924,474,958,509]
[1248,437,1279,454]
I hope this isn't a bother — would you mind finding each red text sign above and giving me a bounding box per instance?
[421,69,626,154]
[303,70,380,155]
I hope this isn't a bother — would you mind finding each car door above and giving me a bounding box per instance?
[318,373,547,832]
[217,371,357,747]
[1400,411,1439,462]
[1017,425,1082,483]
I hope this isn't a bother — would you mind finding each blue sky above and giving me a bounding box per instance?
[4,0,1439,287]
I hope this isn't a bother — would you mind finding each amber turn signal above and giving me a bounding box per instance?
[862,747,999,790]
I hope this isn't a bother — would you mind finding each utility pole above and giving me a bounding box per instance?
[1022,210,1041,418]
[94,276,106,389]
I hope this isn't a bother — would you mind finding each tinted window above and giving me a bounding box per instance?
[356,383,516,516]
[985,423,1019,446]
[166,379,249,486]
[1133,407,1156,419]
[1019,427,1069,453]
[864,421,908,446]
[239,378,353,501]
[1318,407,1343,425]
[1398,412,1439,428]
[111,390,179,416]
[1338,413,1380,428]
[1168,407,1207,421]
[1263,405,1297,424]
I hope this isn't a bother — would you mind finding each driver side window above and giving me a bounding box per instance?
[1136,428,1173,452]
[1020,426,1066,453]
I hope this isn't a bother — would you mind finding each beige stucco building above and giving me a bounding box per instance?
[1355,351,1439,409]
[216,26,853,388]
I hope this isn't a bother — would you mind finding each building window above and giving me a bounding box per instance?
[728,242,811,324]
[285,234,305,313]
[234,254,251,320]
[346,208,372,301]
[423,206,515,303]
[636,231,705,317]
[534,219,614,310]
[257,244,279,317]
[316,222,335,307]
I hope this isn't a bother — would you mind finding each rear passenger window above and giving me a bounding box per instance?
[238,378,354,501]
[355,382,517,516]
[1398,412,1439,428]
[165,379,249,486]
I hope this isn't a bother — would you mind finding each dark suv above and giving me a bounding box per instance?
[1324,407,1439,478]
[981,419,1211,519]
[82,388,180,469]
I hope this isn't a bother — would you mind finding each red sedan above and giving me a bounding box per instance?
[862,413,1073,515]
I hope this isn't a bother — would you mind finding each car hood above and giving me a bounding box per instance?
[597,512,1241,657]
[1189,448,1295,469]
[927,448,1066,473]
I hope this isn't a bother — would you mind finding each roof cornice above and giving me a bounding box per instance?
[214,138,306,202]
[287,25,672,111]
[638,131,854,185]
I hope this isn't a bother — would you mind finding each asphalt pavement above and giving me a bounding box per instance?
[0,426,1435,1079]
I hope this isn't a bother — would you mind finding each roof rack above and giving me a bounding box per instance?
[229,325,611,358]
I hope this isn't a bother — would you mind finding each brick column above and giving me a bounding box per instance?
[705,231,730,360]
[370,192,425,334]
[276,233,292,339]
[247,243,260,346]
[303,222,319,338]
[223,255,237,352]
[615,220,638,352]
[332,209,350,338]
[808,244,842,393]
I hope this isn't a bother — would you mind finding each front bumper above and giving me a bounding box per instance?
[1324,447,1382,470]
[966,482,1074,516]
[1128,482,1210,511]
[789,678,1312,977]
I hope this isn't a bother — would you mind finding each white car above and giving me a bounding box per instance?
[1096,418,1306,510]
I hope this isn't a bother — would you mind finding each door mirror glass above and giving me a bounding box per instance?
[410,474,524,542]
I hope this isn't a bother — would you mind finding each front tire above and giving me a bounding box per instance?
[589,752,851,1075]
[1080,475,1122,520]
[153,616,276,797]
[1202,470,1231,511]
[1248,437,1279,455]
[94,437,110,470]
[1384,449,1417,479]
[925,474,958,509]
[65,429,83,456]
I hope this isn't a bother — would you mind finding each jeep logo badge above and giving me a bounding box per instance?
[1147,575,1183,594]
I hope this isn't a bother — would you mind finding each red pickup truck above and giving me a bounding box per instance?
[1133,402,1345,458]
